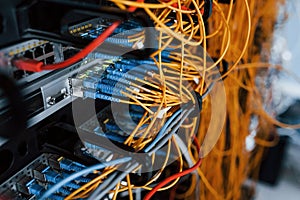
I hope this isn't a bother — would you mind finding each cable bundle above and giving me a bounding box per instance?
[106,0,300,199]
[23,0,300,199]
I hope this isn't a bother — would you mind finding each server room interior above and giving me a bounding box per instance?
[0,0,300,200]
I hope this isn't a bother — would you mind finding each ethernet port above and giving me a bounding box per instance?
[45,55,55,64]
[44,43,53,54]
[34,46,45,59]
[23,50,34,59]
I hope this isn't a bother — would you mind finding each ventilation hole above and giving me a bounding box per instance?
[0,150,14,175]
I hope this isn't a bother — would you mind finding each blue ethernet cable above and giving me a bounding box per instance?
[144,109,183,153]
[93,52,121,60]
[42,168,80,190]
[62,172,91,183]
[27,179,44,197]
[101,78,131,91]
[43,169,62,183]
[97,84,124,97]
[40,157,132,200]
[59,159,86,171]
[101,78,118,86]
[114,63,158,76]
[106,69,138,81]
[86,34,135,47]
[83,90,121,102]
[105,37,133,47]
[100,79,129,91]
[120,59,155,65]
[93,76,141,97]
[114,61,155,71]
[114,62,136,72]
[82,78,98,89]
[82,78,107,90]
[27,180,65,200]
[148,108,195,155]
[106,74,131,85]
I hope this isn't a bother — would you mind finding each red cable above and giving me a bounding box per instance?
[13,1,143,72]
[42,21,121,71]
[43,1,144,71]
[144,137,202,200]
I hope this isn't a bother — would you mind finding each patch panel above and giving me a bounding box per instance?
[67,15,148,52]
[0,153,97,200]
[79,104,146,135]
[26,57,105,128]
[69,17,143,36]
[0,41,109,129]
[78,103,148,159]
[69,53,174,102]
[69,17,143,38]
[68,17,112,37]
[2,40,49,58]
[0,39,79,83]
[1,1,200,200]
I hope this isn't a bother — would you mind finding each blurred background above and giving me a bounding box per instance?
[256,0,300,198]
